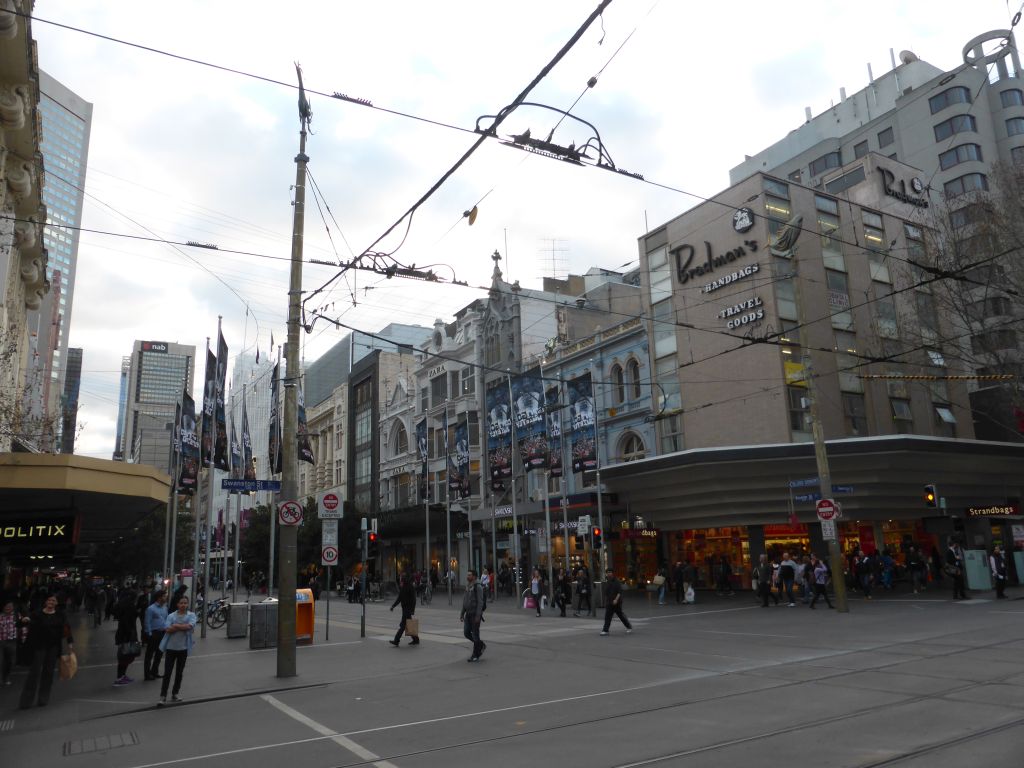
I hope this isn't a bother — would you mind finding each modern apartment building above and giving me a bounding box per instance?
[22,71,92,450]
[120,340,196,474]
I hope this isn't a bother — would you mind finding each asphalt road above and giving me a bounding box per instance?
[3,586,1024,767]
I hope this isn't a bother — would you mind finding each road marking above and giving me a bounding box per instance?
[642,605,761,620]
[262,694,399,768]
[695,629,798,639]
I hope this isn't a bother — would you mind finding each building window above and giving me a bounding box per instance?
[1012,146,1024,166]
[627,358,642,400]
[420,386,429,413]
[943,173,989,198]
[611,363,625,404]
[1000,88,1024,107]
[430,374,448,408]
[877,127,894,147]
[826,270,853,330]
[764,177,789,199]
[971,329,1019,354]
[1007,117,1024,136]
[915,292,940,341]
[874,283,898,338]
[934,404,957,437]
[934,114,977,141]
[842,393,868,436]
[809,151,842,177]
[928,86,972,114]
[764,194,791,237]
[652,300,677,359]
[648,246,672,304]
[461,368,475,396]
[853,140,868,159]
[620,433,645,462]
[772,257,797,320]
[654,355,681,411]
[390,422,408,457]
[787,386,809,436]
[658,414,683,454]
[835,331,862,393]
[787,168,802,183]
[891,399,913,434]
[938,143,983,170]
[816,195,844,271]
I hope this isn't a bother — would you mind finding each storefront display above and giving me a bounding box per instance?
[668,527,750,590]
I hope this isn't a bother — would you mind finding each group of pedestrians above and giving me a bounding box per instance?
[753,552,835,609]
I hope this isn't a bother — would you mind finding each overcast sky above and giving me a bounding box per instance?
[32,0,1012,458]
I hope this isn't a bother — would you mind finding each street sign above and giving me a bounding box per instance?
[221,479,282,492]
[820,518,837,541]
[321,545,339,566]
[578,515,592,529]
[318,489,343,519]
[816,498,837,521]
[278,500,303,526]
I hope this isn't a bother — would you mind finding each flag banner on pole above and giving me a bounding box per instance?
[486,382,512,481]
[451,415,470,499]
[214,330,230,471]
[297,382,316,465]
[242,396,255,480]
[200,348,216,467]
[268,362,282,474]
[229,416,241,481]
[416,417,429,501]
[173,401,182,457]
[568,373,596,473]
[545,383,563,478]
[512,368,548,472]
[178,390,200,494]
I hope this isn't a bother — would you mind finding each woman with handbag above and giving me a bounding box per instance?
[113,588,141,686]
[19,593,73,709]
[158,595,197,705]
[653,567,668,605]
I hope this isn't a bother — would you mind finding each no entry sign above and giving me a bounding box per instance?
[816,498,837,521]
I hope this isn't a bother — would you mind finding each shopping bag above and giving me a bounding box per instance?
[685,587,695,604]
[524,596,536,610]
[59,651,78,680]
[405,617,420,637]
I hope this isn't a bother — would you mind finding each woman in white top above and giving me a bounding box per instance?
[530,569,543,617]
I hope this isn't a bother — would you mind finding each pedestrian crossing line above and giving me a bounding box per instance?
[262,693,399,768]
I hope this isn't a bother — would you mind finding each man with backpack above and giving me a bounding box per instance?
[459,569,485,662]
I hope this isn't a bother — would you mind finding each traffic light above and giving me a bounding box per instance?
[924,484,938,508]
[574,533,584,551]
[367,531,379,559]
[591,526,603,549]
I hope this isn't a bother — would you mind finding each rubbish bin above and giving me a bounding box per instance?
[227,603,249,639]
[249,599,278,649]
[295,588,314,645]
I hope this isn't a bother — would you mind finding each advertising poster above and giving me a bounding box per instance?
[450,415,471,499]
[242,397,256,480]
[512,369,547,471]
[200,348,216,467]
[545,384,563,478]
[297,382,316,465]
[268,362,282,474]
[416,417,429,501]
[213,331,229,470]
[229,417,241,481]
[486,382,512,481]
[568,373,596,473]
[178,390,200,493]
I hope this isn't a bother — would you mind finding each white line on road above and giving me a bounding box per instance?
[642,605,761,620]
[262,694,399,768]
[695,629,798,638]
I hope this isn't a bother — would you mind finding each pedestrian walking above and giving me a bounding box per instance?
[94,585,107,627]
[143,590,168,681]
[716,555,735,596]
[945,538,967,600]
[529,568,543,616]
[19,594,73,709]
[459,569,485,662]
[654,565,668,605]
[800,555,814,604]
[778,552,798,605]
[672,561,686,603]
[158,596,197,705]
[1,598,22,686]
[855,550,874,600]
[600,572,632,635]
[681,560,696,604]
[389,575,419,646]
[907,546,927,594]
[755,555,778,607]
[574,564,591,616]
[990,545,1008,599]
[113,588,141,686]
[554,568,572,617]
[809,555,834,609]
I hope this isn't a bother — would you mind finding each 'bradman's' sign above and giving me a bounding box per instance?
[670,238,760,293]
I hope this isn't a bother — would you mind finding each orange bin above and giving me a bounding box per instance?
[295,588,315,645]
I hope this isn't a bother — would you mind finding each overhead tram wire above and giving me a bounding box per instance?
[300,0,616,323]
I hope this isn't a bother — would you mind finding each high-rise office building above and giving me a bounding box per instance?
[22,71,92,450]
[112,356,130,461]
[59,347,82,454]
[121,340,196,475]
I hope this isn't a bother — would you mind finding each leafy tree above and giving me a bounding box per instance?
[89,498,194,582]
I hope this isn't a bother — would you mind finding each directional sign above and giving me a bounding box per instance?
[222,479,282,492]
[820,518,837,541]
[278,500,303,526]
[816,498,837,521]
[318,489,343,519]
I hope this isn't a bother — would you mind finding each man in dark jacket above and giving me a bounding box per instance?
[459,570,485,661]
[389,575,418,646]
[946,538,967,600]
[672,562,686,603]
[755,554,778,607]
[599,572,633,635]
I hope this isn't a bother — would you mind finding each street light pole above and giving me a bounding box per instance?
[276,65,311,677]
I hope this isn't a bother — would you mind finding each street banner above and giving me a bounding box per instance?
[297,382,316,465]
[214,330,229,470]
[269,362,282,474]
[512,369,547,472]
[416,417,429,501]
[546,383,563,478]
[451,415,470,499]
[200,348,216,467]
[568,373,596,473]
[242,397,256,480]
[173,401,182,457]
[178,390,200,493]
[486,382,512,481]
[229,416,241,481]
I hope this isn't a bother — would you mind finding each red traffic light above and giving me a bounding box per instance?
[367,532,378,542]
[592,527,601,536]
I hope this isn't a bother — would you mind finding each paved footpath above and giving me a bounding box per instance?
[2,584,1024,767]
